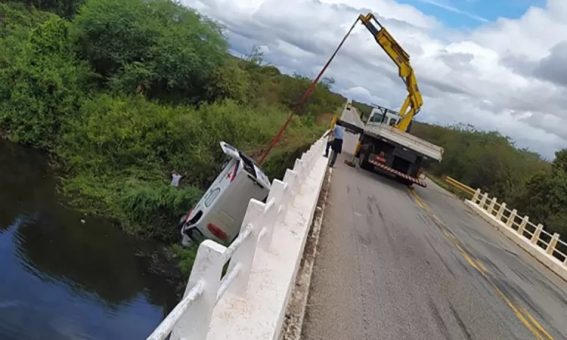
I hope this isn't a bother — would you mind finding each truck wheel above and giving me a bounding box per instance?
[397,177,413,187]
[358,145,371,170]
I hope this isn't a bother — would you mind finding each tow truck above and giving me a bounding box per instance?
[337,13,444,187]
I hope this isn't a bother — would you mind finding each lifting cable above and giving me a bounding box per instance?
[257,16,361,165]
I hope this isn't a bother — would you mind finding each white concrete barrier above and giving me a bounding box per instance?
[148,134,330,340]
[465,190,567,281]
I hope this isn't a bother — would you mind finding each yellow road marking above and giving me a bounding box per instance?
[408,189,426,209]
[408,188,554,340]
[461,251,486,275]
[476,259,489,274]
[490,281,544,339]
[522,307,554,340]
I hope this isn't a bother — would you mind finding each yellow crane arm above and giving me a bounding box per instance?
[359,13,423,132]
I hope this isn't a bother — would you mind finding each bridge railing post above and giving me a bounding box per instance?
[546,233,560,256]
[259,179,285,250]
[479,193,488,209]
[282,169,298,204]
[171,241,226,340]
[472,189,481,204]
[293,158,306,183]
[227,200,265,295]
[531,224,543,245]
[487,197,497,215]
[496,202,506,221]
[305,144,318,169]
[506,209,517,228]
[517,216,529,237]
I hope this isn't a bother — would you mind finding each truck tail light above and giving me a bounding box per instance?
[207,223,228,241]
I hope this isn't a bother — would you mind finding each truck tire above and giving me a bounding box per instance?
[358,144,372,170]
[397,177,413,187]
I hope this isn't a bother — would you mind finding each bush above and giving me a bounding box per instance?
[0,15,91,148]
[55,94,321,240]
[72,0,226,101]
[120,181,203,240]
[10,0,86,18]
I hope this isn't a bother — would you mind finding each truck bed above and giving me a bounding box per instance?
[338,108,365,132]
[336,107,443,162]
[364,123,443,161]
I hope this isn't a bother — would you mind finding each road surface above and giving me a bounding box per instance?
[302,110,567,339]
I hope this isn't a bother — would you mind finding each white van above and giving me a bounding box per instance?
[179,142,271,246]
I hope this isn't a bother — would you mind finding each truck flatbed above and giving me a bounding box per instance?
[336,109,443,162]
[363,123,443,161]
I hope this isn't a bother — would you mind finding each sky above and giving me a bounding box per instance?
[182,0,567,159]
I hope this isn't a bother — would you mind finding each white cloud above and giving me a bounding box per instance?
[185,0,567,159]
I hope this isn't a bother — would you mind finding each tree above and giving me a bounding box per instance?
[553,149,567,173]
[72,0,227,101]
[245,45,264,66]
[206,59,250,103]
[0,15,90,147]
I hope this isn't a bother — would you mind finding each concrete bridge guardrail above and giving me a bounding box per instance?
[147,134,329,340]
[466,189,567,281]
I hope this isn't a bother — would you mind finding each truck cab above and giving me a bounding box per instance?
[367,107,399,127]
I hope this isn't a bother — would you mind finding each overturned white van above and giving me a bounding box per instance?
[179,142,271,246]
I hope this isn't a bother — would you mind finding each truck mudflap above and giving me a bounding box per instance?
[368,159,427,187]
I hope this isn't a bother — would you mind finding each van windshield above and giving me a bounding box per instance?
[239,152,258,179]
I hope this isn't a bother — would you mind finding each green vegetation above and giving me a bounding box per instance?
[513,150,567,237]
[412,123,548,201]
[11,0,86,18]
[351,100,373,121]
[0,0,343,265]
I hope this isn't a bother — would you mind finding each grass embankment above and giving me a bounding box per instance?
[0,0,342,275]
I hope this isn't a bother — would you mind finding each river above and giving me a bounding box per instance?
[0,140,177,339]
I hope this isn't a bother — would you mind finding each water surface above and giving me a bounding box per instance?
[0,140,177,339]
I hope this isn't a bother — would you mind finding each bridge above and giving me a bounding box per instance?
[150,108,567,339]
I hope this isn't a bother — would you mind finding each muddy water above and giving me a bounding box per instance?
[0,140,177,339]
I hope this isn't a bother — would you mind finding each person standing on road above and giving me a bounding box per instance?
[324,115,337,158]
[329,124,345,168]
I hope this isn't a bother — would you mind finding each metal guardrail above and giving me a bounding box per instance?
[469,189,567,266]
[444,176,476,197]
[148,135,329,340]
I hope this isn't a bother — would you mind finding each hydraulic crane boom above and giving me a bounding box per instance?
[359,13,423,132]
[257,12,426,164]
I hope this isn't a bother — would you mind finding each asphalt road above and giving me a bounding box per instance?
[302,114,567,340]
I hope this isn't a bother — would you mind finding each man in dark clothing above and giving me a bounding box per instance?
[329,124,345,167]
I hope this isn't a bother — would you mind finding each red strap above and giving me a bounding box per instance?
[257,17,360,165]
